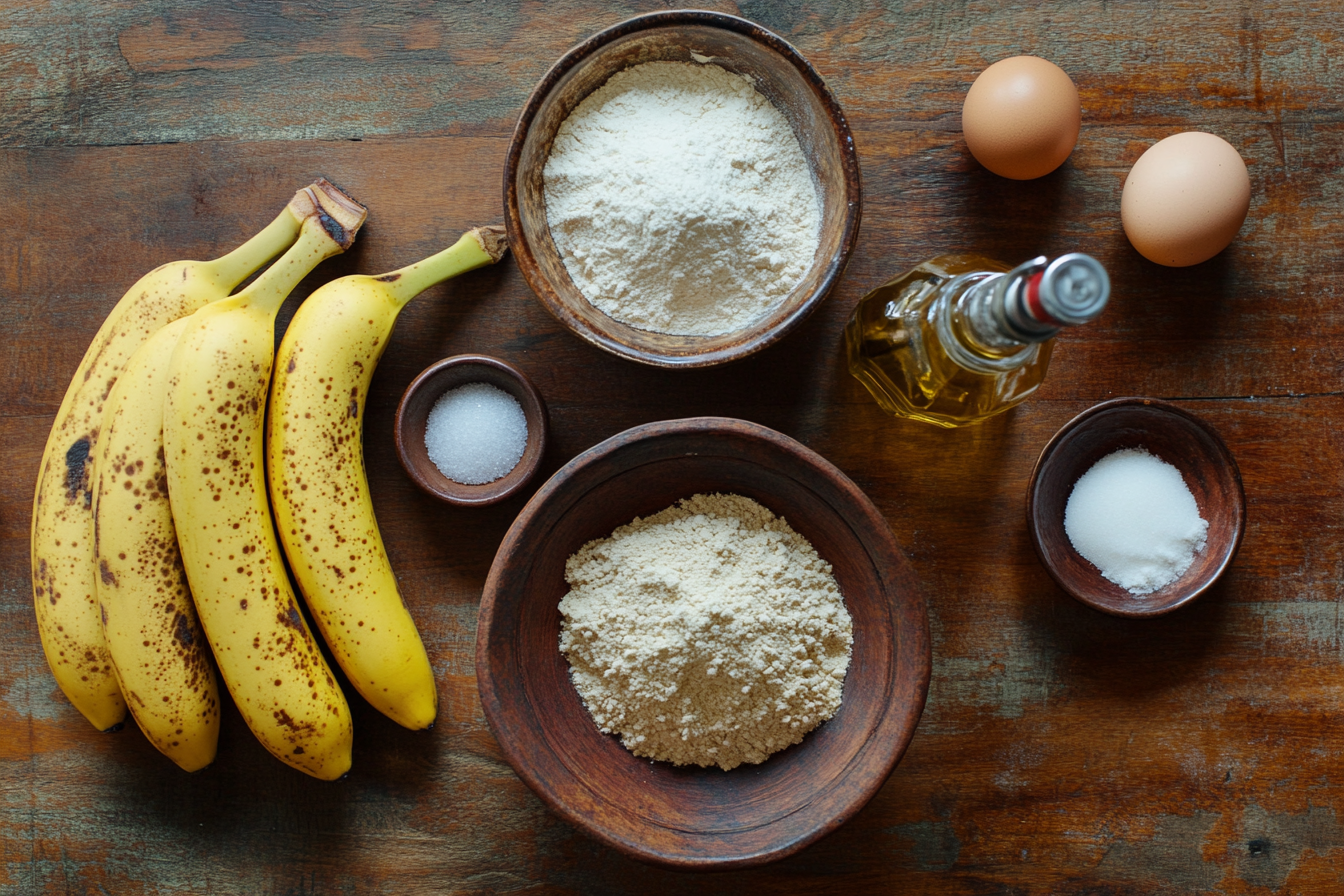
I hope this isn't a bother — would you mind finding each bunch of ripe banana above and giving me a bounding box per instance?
[31,178,508,778]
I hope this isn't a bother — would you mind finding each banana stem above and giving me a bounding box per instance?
[382,225,509,308]
[231,224,341,317]
[202,207,303,293]
[231,181,368,317]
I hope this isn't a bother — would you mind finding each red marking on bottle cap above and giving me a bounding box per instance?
[1025,272,1062,326]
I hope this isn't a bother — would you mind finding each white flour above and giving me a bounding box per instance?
[543,60,822,337]
[558,493,852,771]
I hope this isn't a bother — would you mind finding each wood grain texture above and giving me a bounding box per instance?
[3,0,1344,893]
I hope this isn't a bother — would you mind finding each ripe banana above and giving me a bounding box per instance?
[164,180,366,780]
[266,226,508,731]
[32,192,307,732]
[93,317,220,771]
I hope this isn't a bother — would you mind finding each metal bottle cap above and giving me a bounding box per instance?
[1037,253,1110,325]
[996,253,1109,342]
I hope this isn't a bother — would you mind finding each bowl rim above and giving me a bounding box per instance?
[475,416,931,869]
[1026,397,1247,618]
[502,9,863,368]
[393,353,548,507]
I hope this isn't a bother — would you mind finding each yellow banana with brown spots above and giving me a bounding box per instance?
[266,226,507,730]
[31,193,306,732]
[163,181,366,779]
[93,317,220,771]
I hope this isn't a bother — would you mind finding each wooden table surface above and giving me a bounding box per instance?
[4,2,1342,893]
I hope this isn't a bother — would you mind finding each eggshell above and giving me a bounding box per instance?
[962,56,1081,180]
[1121,132,1251,267]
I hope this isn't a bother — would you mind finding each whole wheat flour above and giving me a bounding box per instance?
[558,493,852,771]
[543,60,822,337]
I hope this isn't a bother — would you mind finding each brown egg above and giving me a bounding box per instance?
[962,56,1081,180]
[1120,132,1251,267]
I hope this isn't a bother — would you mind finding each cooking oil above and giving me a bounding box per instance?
[845,253,1109,428]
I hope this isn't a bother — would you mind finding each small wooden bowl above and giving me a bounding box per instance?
[476,417,930,870]
[504,10,862,368]
[394,355,548,507]
[1027,398,1246,617]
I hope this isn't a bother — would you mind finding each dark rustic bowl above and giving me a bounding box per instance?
[476,417,929,870]
[504,10,862,368]
[1027,398,1246,617]
[394,355,547,507]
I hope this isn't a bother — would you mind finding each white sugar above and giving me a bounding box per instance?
[1063,447,1208,596]
[424,382,528,485]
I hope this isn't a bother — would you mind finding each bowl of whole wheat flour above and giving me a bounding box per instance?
[476,418,930,869]
[504,11,862,368]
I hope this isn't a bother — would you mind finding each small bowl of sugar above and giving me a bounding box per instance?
[1027,398,1246,617]
[395,354,548,507]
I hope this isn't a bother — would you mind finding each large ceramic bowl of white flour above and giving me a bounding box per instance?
[476,418,930,869]
[504,11,862,368]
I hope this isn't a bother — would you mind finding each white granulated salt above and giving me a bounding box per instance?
[543,60,822,337]
[558,493,852,771]
[423,382,527,485]
[1064,447,1209,595]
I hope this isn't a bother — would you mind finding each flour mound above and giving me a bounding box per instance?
[558,493,852,771]
[543,60,822,337]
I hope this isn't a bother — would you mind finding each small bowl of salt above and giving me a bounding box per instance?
[395,354,548,507]
[1027,397,1246,617]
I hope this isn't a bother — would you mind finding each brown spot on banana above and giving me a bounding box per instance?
[66,438,92,504]
[172,612,194,648]
[279,604,304,631]
[272,707,315,735]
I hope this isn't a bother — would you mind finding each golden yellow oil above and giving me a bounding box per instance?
[844,254,1053,428]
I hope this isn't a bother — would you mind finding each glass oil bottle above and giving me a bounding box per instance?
[844,253,1110,428]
